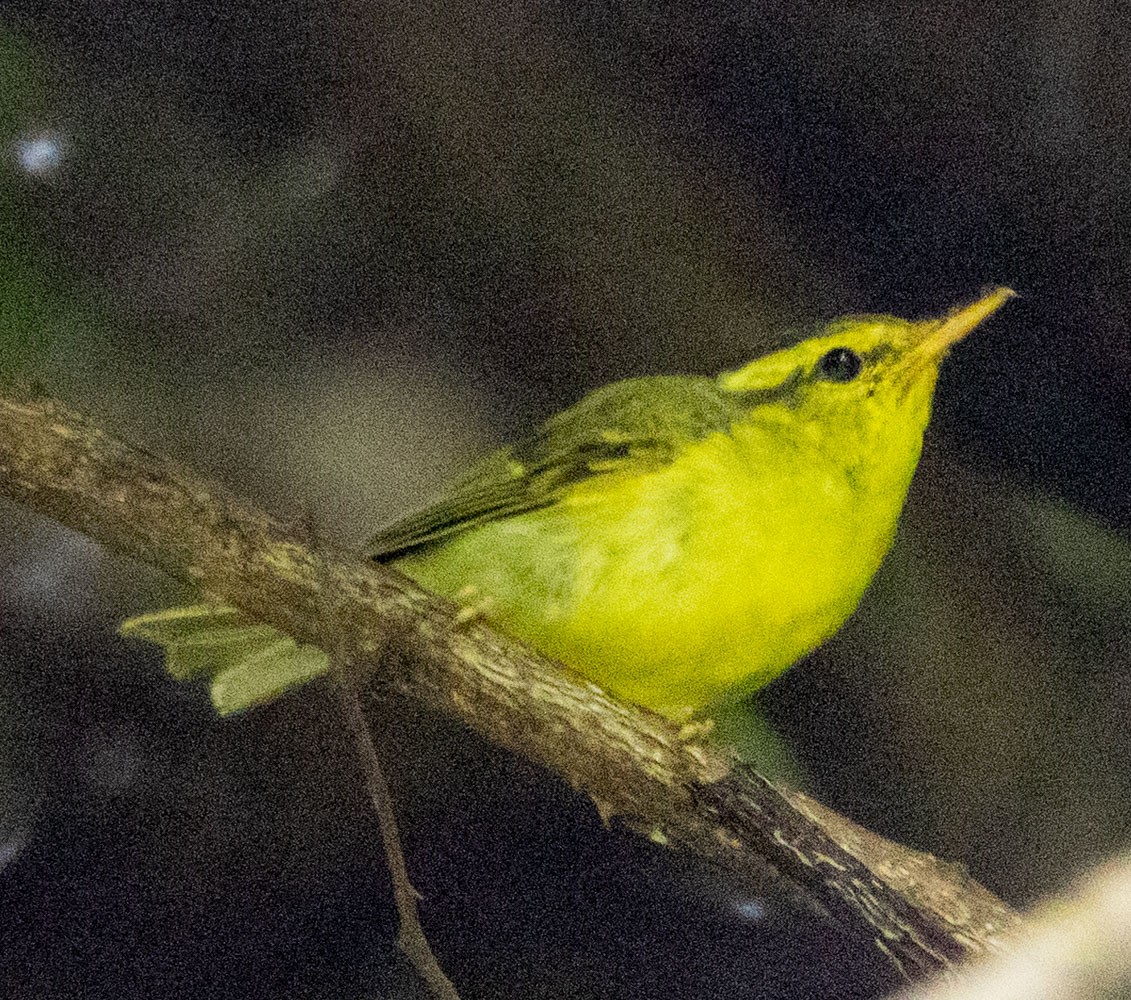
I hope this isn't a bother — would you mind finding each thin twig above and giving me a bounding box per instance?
[334,676,461,1000]
[308,495,461,1000]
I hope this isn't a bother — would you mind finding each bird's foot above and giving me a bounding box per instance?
[453,585,496,626]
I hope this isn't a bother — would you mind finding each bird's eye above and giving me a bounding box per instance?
[816,347,862,383]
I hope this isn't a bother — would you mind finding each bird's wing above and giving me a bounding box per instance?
[366,375,742,559]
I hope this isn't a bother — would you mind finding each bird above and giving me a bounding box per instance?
[122,287,1014,721]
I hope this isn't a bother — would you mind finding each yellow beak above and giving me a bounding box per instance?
[916,286,1016,357]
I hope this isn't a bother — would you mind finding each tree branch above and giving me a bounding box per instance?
[894,855,1131,1000]
[0,389,1021,982]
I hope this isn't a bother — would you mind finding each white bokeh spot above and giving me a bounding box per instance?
[12,131,66,177]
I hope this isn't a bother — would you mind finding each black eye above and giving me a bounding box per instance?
[816,347,862,383]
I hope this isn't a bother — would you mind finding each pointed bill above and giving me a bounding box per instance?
[916,286,1016,356]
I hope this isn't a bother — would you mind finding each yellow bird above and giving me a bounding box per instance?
[123,288,1014,720]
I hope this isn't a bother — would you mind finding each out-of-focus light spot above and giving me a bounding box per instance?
[0,825,31,872]
[12,132,66,177]
[732,897,768,923]
[1,530,105,616]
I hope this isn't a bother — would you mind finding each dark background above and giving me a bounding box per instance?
[0,2,1128,997]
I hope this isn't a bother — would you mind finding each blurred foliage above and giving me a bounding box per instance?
[0,3,1129,998]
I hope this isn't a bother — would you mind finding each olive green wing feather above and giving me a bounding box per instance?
[367,375,743,559]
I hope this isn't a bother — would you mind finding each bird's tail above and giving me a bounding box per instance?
[119,604,330,714]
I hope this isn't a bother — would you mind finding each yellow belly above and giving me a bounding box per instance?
[397,428,904,719]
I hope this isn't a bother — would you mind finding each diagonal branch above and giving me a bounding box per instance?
[0,388,1021,982]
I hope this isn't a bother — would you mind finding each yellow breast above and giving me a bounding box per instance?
[399,424,907,719]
